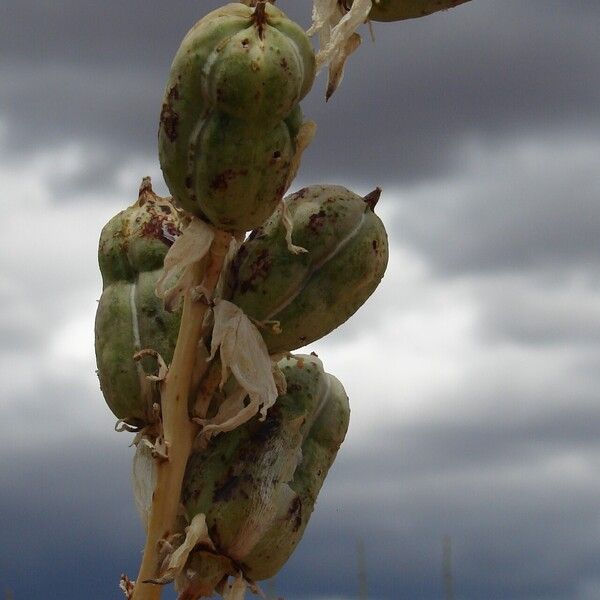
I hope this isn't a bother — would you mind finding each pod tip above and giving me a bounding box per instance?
[364,187,382,211]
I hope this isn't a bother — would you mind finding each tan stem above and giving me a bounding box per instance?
[131,229,232,600]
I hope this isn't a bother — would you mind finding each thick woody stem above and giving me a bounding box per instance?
[131,230,232,600]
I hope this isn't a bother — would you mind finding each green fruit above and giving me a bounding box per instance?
[346,0,470,22]
[179,354,350,587]
[158,3,315,232]
[224,185,389,353]
[94,180,184,425]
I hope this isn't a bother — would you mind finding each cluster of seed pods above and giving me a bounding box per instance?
[95,2,394,598]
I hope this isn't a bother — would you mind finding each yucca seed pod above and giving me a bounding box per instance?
[224,184,389,353]
[94,179,184,425]
[158,3,315,232]
[346,0,471,22]
[178,354,350,592]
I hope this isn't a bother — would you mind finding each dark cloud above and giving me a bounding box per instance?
[0,437,155,600]
[475,273,600,346]
[2,2,600,600]
[1,1,599,188]
[392,135,600,276]
[4,372,600,600]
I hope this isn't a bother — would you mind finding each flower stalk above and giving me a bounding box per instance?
[131,230,232,600]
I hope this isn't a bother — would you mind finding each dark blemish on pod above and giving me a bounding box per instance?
[160,85,180,142]
[213,474,240,503]
[239,249,272,293]
[308,210,327,233]
[210,169,236,191]
[252,414,280,444]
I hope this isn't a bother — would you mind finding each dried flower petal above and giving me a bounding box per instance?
[155,219,215,311]
[310,0,372,98]
[326,32,362,100]
[223,572,247,600]
[148,514,215,585]
[307,0,339,37]
[209,300,278,420]
[119,574,135,599]
[132,441,157,532]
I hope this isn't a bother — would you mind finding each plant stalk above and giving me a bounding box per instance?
[131,229,232,600]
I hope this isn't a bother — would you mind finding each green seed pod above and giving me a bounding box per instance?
[94,179,185,425]
[347,0,471,22]
[179,354,350,590]
[158,3,316,232]
[224,185,389,353]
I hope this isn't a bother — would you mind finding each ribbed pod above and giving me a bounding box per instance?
[178,354,350,594]
[224,184,389,353]
[94,181,184,425]
[158,3,315,232]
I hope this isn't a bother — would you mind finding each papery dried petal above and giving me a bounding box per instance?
[149,514,215,585]
[223,573,247,600]
[209,300,278,420]
[132,440,156,532]
[155,219,215,311]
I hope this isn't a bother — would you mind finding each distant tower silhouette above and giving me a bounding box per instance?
[357,540,368,600]
[443,536,455,600]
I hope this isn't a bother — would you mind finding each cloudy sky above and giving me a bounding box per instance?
[1,1,600,599]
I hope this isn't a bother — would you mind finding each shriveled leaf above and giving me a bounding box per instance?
[119,574,135,599]
[208,300,278,421]
[282,120,317,254]
[326,32,362,100]
[307,0,339,37]
[223,573,247,600]
[311,0,372,98]
[195,383,251,440]
[148,514,215,585]
[155,219,214,311]
[286,120,317,193]
[132,440,156,532]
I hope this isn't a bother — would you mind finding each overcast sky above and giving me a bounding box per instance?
[1,1,600,599]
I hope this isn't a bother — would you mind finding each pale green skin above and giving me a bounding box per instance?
[158,3,315,232]
[224,185,389,353]
[179,355,350,590]
[95,192,184,425]
[348,0,471,21]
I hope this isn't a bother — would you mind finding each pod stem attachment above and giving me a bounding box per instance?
[252,2,268,39]
[131,229,232,600]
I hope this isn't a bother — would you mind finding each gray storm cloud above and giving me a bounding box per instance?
[1,1,599,599]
